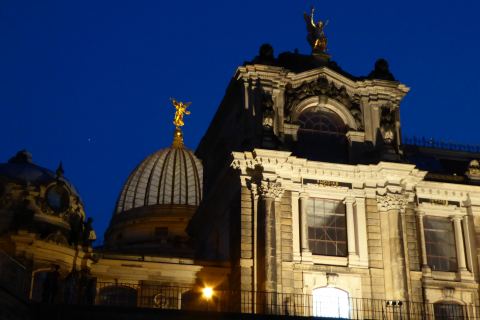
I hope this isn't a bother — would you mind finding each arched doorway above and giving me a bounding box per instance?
[312,287,350,318]
[98,285,137,306]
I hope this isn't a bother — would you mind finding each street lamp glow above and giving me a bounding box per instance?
[202,286,213,300]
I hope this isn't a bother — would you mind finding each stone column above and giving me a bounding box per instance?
[291,192,301,262]
[299,193,312,262]
[257,180,283,307]
[377,193,409,301]
[416,211,431,274]
[450,215,467,272]
[462,215,474,273]
[263,196,276,291]
[354,197,369,267]
[345,197,357,259]
[251,184,259,312]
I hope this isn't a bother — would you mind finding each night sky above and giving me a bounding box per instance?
[1,1,479,243]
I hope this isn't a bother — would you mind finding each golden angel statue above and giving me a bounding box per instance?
[304,6,329,53]
[170,98,191,128]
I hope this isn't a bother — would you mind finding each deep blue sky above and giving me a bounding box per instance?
[1,1,479,242]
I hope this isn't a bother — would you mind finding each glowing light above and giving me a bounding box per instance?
[202,287,213,300]
[312,287,350,318]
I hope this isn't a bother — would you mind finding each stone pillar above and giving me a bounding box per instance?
[345,197,357,259]
[291,192,301,262]
[416,211,431,274]
[263,196,276,291]
[251,185,259,312]
[257,180,283,315]
[462,216,474,273]
[377,193,409,301]
[299,193,312,262]
[354,197,369,267]
[450,215,467,272]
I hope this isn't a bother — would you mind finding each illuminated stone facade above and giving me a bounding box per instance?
[2,42,480,320]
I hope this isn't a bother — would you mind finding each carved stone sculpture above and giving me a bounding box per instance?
[380,105,397,145]
[377,193,409,212]
[304,6,328,53]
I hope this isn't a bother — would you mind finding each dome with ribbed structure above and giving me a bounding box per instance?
[105,120,202,254]
[115,146,203,214]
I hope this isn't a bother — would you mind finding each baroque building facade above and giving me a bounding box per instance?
[1,13,480,320]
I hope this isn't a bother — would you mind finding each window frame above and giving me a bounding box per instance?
[423,215,458,272]
[306,198,347,258]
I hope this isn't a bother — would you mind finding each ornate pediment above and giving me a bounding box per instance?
[284,77,363,129]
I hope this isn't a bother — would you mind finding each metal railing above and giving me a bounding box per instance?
[0,249,30,300]
[91,282,480,319]
[402,136,480,153]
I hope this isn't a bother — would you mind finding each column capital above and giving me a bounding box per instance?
[299,192,309,200]
[449,215,464,222]
[415,210,426,217]
[344,196,356,205]
[376,193,409,212]
[258,180,284,200]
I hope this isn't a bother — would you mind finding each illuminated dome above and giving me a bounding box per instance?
[114,145,203,215]
[105,128,203,254]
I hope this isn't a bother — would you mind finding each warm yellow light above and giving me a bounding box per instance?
[202,287,213,300]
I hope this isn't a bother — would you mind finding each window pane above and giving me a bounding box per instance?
[434,303,465,320]
[307,199,347,257]
[424,217,457,272]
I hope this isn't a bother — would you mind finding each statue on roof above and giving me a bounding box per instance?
[304,6,328,53]
[171,98,191,128]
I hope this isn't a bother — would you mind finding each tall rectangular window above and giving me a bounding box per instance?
[424,217,457,272]
[307,199,346,256]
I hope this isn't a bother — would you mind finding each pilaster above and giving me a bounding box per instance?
[299,193,312,263]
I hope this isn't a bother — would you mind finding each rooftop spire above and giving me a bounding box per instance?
[56,161,64,178]
[170,98,192,148]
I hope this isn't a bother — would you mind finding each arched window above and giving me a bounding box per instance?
[312,287,350,318]
[434,302,466,320]
[98,285,137,306]
[295,108,348,163]
[298,109,346,134]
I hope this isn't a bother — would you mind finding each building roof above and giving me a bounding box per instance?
[0,150,80,197]
[114,145,203,215]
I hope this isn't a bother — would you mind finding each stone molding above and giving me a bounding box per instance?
[235,65,410,103]
[231,149,480,206]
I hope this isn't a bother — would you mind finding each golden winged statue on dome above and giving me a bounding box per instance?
[170,98,191,128]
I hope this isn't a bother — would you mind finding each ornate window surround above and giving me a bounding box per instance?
[423,216,458,272]
[306,198,347,257]
[416,203,473,281]
[290,96,358,132]
[293,185,368,268]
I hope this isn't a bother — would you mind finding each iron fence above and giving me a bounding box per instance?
[402,136,480,153]
[93,282,480,319]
